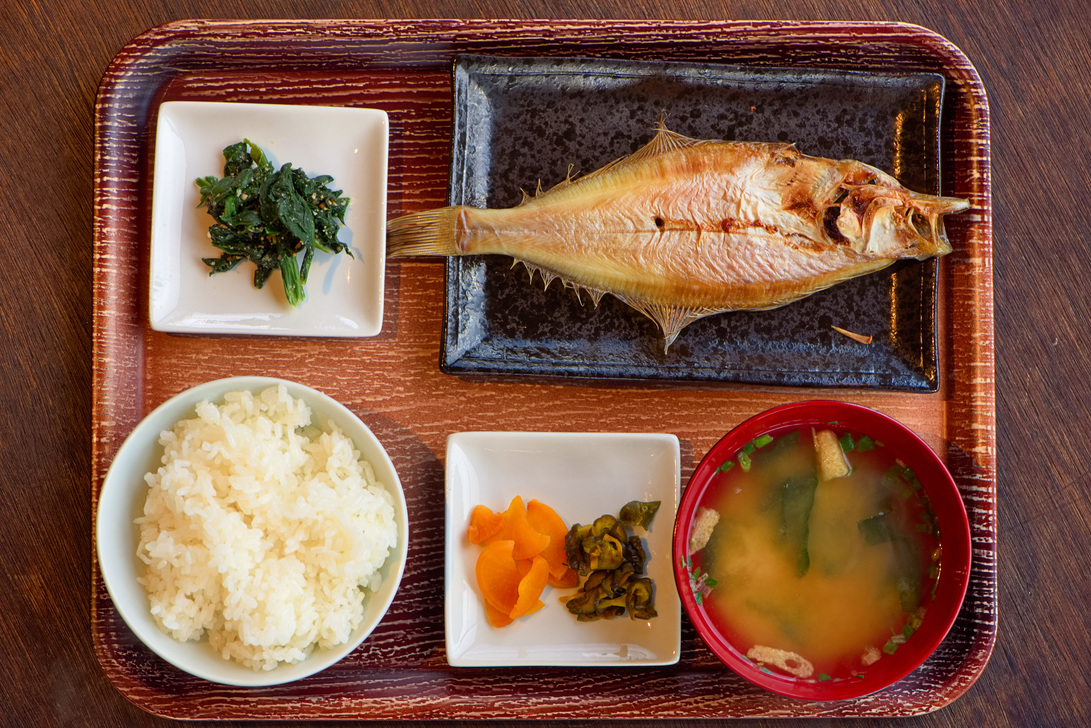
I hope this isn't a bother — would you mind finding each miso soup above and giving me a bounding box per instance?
[687,426,942,683]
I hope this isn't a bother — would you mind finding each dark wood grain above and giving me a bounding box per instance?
[3,1,1088,727]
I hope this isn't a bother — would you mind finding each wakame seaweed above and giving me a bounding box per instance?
[781,473,819,577]
[196,139,352,306]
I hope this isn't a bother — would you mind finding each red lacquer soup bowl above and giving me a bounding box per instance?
[672,400,971,701]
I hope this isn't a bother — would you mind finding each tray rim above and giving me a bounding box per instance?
[91,17,995,721]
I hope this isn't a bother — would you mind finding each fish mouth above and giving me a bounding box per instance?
[929,214,954,256]
[907,194,970,257]
[900,206,952,257]
[828,184,968,258]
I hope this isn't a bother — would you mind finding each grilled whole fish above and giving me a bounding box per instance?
[387,124,970,349]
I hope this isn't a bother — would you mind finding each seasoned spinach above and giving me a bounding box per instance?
[195,139,352,306]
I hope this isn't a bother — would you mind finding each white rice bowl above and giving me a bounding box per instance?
[96,377,408,686]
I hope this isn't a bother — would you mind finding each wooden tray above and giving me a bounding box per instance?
[91,19,995,720]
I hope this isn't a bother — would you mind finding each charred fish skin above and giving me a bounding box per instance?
[387,124,969,349]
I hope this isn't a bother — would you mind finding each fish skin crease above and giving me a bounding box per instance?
[387,123,970,349]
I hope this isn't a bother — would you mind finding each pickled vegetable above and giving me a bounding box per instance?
[620,500,661,529]
[468,496,577,627]
[561,501,660,621]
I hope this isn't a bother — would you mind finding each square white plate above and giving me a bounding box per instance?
[444,431,681,667]
[149,101,388,336]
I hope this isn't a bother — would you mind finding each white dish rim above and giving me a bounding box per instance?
[148,101,389,337]
[444,430,682,667]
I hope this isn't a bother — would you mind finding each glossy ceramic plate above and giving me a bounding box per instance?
[149,101,389,336]
[444,431,682,666]
[442,55,947,390]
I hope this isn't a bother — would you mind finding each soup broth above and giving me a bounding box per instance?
[690,427,941,682]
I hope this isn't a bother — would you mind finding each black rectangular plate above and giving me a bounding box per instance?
[441,55,946,390]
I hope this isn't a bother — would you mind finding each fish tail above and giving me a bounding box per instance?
[386,207,463,257]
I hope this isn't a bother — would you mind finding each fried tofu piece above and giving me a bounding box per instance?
[688,507,720,555]
[746,645,815,679]
[813,428,851,482]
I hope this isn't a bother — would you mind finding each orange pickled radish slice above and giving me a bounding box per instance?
[475,540,522,617]
[483,600,514,628]
[510,555,550,619]
[548,568,580,589]
[467,504,503,545]
[470,497,577,627]
[494,496,550,560]
[526,499,576,582]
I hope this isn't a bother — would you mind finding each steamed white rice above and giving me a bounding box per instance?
[135,384,398,671]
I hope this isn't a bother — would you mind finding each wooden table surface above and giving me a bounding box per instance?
[3,1,1087,726]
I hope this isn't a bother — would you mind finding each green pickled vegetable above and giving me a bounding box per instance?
[591,514,621,539]
[585,533,626,571]
[196,139,352,307]
[562,502,659,621]
[619,500,661,530]
[626,577,658,620]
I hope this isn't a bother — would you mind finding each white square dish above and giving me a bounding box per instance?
[149,101,388,336]
[444,431,681,667]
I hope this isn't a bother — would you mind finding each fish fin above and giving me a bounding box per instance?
[630,121,709,161]
[617,298,727,352]
[564,280,607,306]
[519,260,558,290]
[519,256,721,349]
[387,207,463,257]
[580,287,607,306]
[517,261,607,306]
[578,125,710,182]
[532,165,580,198]
[517,176,563,204]
[529,125,709,202]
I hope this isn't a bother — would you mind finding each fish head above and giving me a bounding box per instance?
[825,164,969,260]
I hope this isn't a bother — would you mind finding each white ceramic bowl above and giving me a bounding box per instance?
[96,376,408,686]
[149,101,389,336]
[444,431,682,667]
